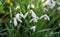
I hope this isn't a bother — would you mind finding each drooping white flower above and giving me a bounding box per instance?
[15,5,20,10]
[15,13,22,23]
[30,10,39,18]
[40,14,50,21]
[43,0,56,9]
[20,12,29,19]
[27,3,35,9]
[13,17,18,26]
[30,26,36,32]
[13,13,22,26]
[29,10,39,23]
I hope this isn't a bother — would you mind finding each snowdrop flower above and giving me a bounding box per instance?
[13,17,17,26]
[40,14,50,21]
[29,10,39,23]
[15,5,20,10]
[30,26,36,32]
[13,13,22,26]
[30,10,39,18]
[15,13,22,23]
[20,12,29,19]
[27,3,35,9]
[43,0,56,9]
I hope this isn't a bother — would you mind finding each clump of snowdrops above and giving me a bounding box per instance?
[0,0,60,37]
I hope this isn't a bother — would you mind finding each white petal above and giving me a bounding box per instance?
[40,15,45,19]
[33,18,38,22]
[40,14,50,21]
[17,18,22,23]
[23,12,29,19]
[43,0,56,9]
[29,18,38,23]
[44,14,50,21]
[30,10,38,18]
[30,26,36,32]
[13,17,17,26]
[29,19,34,23]
[20,12,24,18]
[20,12,29,19]
[31,4,35,8]
[27,3,34,9]
[15,13,22,23]
[27,4,30,9]
[15,13,20,19]
[15,5,20,10]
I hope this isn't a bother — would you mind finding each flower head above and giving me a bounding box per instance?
[20,12,29,19]
[43,0,56,9]
[15,5,20,10]
[30,10,39,18]
[27,3,35,9]
[30,26,36,32]
[29,10,39,23]
[15,13,20,18]
[13,13,22,26]
[40,14,50,21]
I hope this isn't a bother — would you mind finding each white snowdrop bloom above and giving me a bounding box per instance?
[40,14,50,21]
[20,12,29,19]
[30,10,39,18]
[15,13,22,23]
[15,5,20,10]
[13,17,18,26]
[43,0,56,9]
[58,7,60,10]
[30,26,36,32]
[27,3,35,9]
[29,10,39,23]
